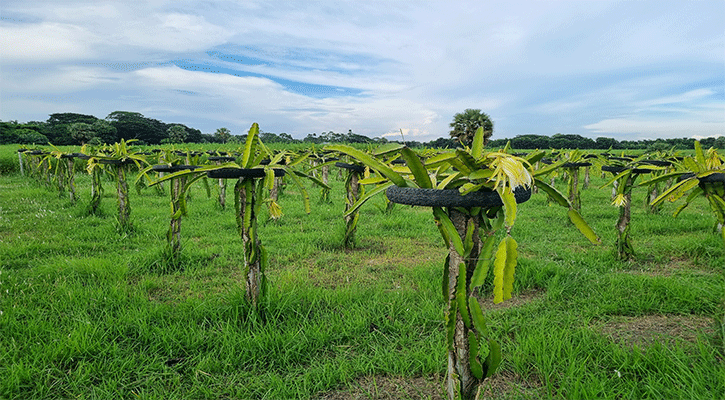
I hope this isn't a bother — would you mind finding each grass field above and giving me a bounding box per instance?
[1,145,723,399]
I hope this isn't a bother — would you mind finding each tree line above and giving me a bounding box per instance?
[488,133,725,151]
[1,112,722,150]
[1,112,206,146]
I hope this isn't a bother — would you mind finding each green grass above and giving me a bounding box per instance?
[1,146,723,399]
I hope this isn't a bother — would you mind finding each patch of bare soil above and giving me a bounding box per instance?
[316,371,546,400]
[478,288,546,310]
[478,370,547,400]
[315,374,445,400]
[296,238,446,291]
[342,239,391,255]
[621,257,717,277]
[596,314,715,348]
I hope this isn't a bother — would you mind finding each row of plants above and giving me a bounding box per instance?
[325,137,724,398]
[14,126,724,399]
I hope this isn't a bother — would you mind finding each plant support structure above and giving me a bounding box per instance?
[327,127,598,400]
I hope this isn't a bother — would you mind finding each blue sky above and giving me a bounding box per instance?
[1,0,723,142]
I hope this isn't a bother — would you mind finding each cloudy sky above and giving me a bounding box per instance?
[1,1,723,142]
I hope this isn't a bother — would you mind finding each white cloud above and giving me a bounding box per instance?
[582,87,724,139]
[0,22,96,63]
[584,110,724,139]
[129,65,444,137]
[3,2,122,22]
[6,65,128,93]
[1,3,233,64]
[637,89,715,108]
[40,3,122,21]
[119,13,232,52]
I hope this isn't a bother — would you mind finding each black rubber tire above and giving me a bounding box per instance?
[151,164,200,173]
[98,159,137,165]
[260,158,287,166]
[206,168,285,179]
[386,185,531,208]
[335,162,366,173]
[601,165,627,174]
[639,160,672,167]
[699,172,725,184]
[207,156,236,162]
[561,162,592,168]
[678,172,725,192]
[310,156,338,162]
[603,165,653,175]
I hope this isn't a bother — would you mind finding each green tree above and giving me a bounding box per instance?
[16,129,49,144]
[449,109,494,147]
[259,131,281,143]
[106,111,165,144]
[595,136,619,150]
[91,120,118,144]
[46,113,99,145]
[303,133,323,144]
[647,140,670,152]
[69,120,118,145]
[215,127,232,143]
[550,133,595,149]
[165,125,188,143]
[427,137,459,149]
[278,133,296,143]
[0,121,43,144]
[183,126,202,143]
[344,129,374,144]
[68,122,95,144]
[510,134,551,149]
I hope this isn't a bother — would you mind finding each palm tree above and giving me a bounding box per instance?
[449,109,493,147]
[215,127,232,143]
